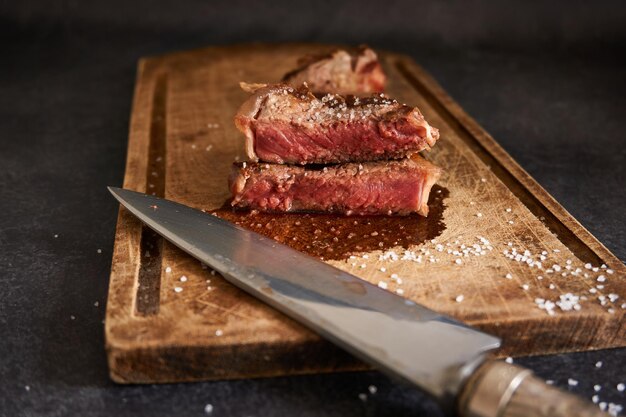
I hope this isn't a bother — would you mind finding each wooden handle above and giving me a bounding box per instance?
[458,360,608,417]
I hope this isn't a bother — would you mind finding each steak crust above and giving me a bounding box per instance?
[229,154,442,217]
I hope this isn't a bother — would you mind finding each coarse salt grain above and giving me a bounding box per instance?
[476,213,483,218]
[596,361,603,368]
[594,384,602,392]
[396,289,404,295]
[204,404,214,414]
[215,329,223,336]
[617,383,625,392]
[174,287,183,293]
[568,378,578,386]
[358,393,367,402]
[505,357,514,364]
[377,281,388,290]
[455,259,463,265]
[455,295,464,303]
[97,249,102,254]
[505,273,513,279]
[606,403,620,416]
[368,385,377,394]
[165,266,172,273]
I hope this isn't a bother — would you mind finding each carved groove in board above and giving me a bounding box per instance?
[135,74,168,316]
[395,60,602,265]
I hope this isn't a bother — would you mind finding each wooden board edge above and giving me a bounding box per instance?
[106,58,162,366]
[106,336,367,384]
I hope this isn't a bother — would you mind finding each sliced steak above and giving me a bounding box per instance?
[235,83,440,165]
[282,46,386,95]
[229,154,442,216]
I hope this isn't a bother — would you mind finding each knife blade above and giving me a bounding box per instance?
[108,187,607,417]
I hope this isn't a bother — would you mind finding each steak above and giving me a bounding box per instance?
[282,46,386,95]
[229,154,442,216]
[235,83,440,165]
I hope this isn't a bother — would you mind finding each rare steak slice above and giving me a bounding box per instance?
[235,83,440,165]
[229,154,442,216]
[282,46,386,95]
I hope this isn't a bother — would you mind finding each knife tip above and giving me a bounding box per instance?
[107,186,125,202]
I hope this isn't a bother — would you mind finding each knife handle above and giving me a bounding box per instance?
[458,360,607,417]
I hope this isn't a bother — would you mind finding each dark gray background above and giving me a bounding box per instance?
[0,1,624,416]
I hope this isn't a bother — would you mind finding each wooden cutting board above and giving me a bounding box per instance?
[106,44,625,383]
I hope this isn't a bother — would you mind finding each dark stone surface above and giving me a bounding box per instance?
[0,1,624,416]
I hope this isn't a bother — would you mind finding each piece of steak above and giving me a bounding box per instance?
[282,46,386,95]
[229,154,442,216]
[235,83,440,165]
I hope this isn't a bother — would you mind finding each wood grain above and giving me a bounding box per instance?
[106,44,625,384]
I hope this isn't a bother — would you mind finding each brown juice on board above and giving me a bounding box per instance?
[212,185,448,261]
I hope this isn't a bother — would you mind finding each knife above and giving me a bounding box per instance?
[108,187,606,417]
